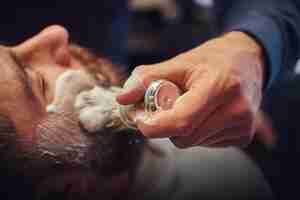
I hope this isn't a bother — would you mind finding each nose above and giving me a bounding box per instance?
[12,25,71,67]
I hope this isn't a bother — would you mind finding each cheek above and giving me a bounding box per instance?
[0,80,29,114]
[34,112,93,165]
[8,98,46,142]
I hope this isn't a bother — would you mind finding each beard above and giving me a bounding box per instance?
[0,49,144,200]
[33,111,142,200]
[0,90,143,200]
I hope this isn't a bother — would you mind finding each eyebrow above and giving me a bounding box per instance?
[8,51,35,98]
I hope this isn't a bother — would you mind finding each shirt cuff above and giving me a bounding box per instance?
[224,12,283,90]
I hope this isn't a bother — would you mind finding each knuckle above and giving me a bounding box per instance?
[227,74,243,93]
[133,65,149,76]
[133,65,147,71]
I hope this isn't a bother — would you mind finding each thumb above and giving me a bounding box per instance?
[115,71,146,105]
[116,63,187,105]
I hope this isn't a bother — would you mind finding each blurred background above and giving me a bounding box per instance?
[0,0,298,199]
[127,0,216,69]
[0,0,217,69]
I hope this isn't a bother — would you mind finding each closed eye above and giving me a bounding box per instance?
[9,51,35,98]
[37,71,47,100]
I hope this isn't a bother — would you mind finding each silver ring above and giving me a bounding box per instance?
[117,80,164,130]
[118,79,180,130]
[144,80,164,113]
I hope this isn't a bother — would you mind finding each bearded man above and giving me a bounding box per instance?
[0,25,272,200]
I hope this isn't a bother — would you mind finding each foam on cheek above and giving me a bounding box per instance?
[46,70,95,113]
[46,69,123,133]
[74,86,121,132]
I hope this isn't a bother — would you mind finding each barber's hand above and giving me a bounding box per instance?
[116,32,265,148]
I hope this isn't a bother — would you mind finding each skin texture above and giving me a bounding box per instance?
[117,31,265,148]
[0,25,142,200]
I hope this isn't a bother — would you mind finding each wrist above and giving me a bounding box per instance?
[223,31,264,53]
[223,31,266,90]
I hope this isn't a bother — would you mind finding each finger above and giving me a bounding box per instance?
[170,86,253,148]
[168,90,252,148]
[197,121,254,147]
[134,109,183,138]
[116,73,146,105]
[171,115,253,148]
[202,133,253,148]
[197,96,254,144]
[169,125,239,148]
[171,124,252,148]
[134,75,222,138]
[116,63,187,105]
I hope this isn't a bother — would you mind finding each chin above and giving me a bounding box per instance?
[0,112,144,200]
[0,90,144,200]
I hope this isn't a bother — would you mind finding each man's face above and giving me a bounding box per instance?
[0,26,141,200]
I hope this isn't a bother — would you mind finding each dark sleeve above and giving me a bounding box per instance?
[215,0,300,89]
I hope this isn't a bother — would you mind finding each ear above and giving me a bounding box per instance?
[12,25,71,67]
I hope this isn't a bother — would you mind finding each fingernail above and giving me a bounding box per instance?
[121,73,144,94]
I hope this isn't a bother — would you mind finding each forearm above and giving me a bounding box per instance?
[216,0,300,89]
